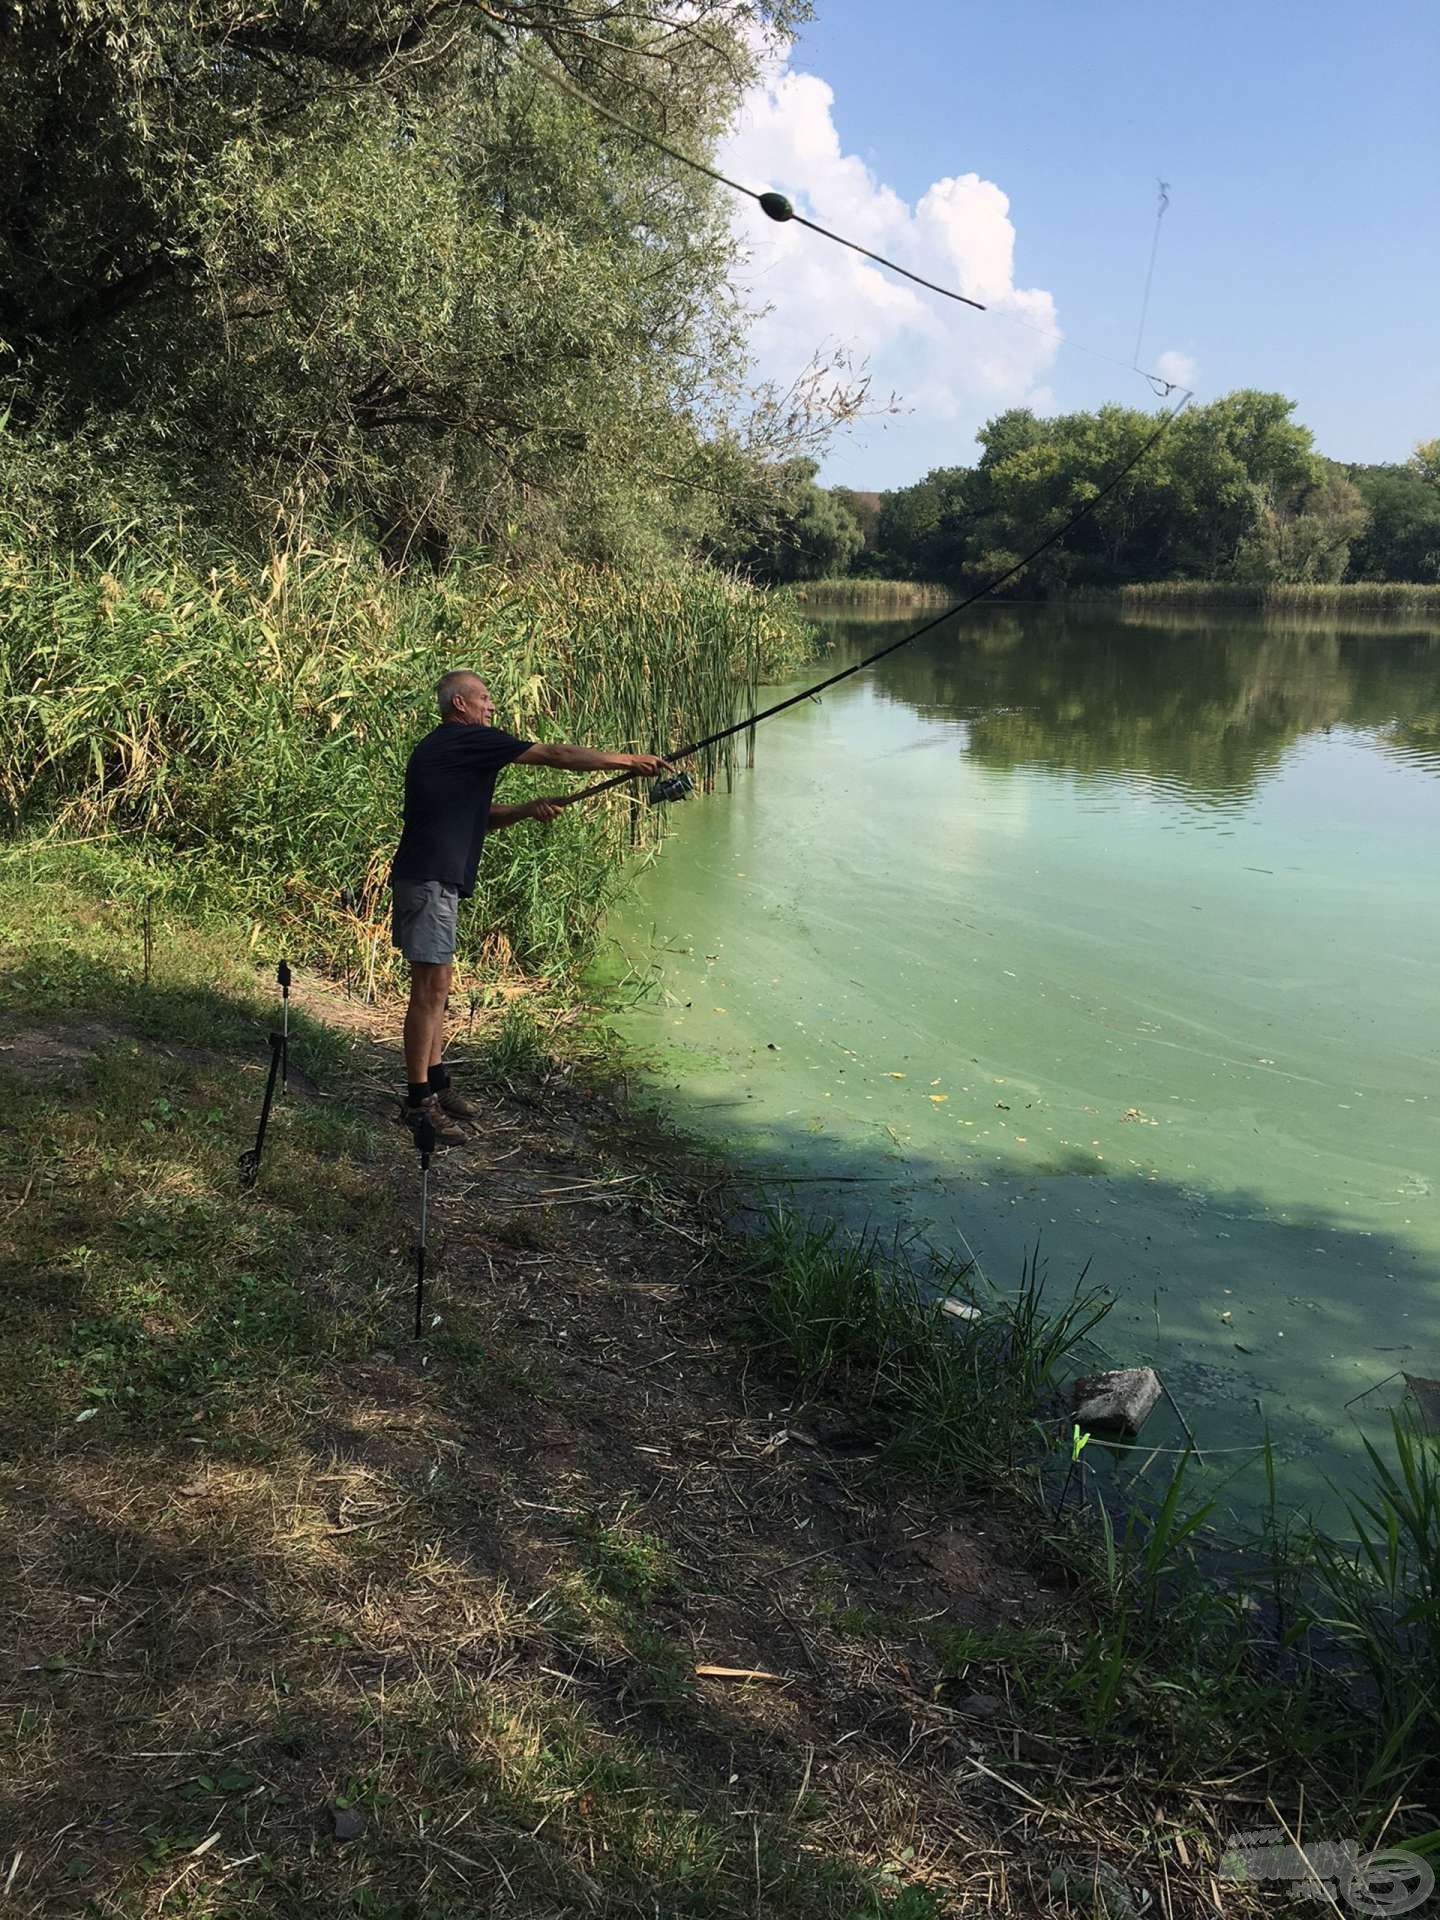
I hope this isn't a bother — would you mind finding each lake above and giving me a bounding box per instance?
[604,600,1440,1520]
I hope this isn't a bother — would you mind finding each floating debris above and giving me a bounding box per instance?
[940,1297,982,1323]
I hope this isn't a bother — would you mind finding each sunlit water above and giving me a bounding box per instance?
[602,602,1440,1521]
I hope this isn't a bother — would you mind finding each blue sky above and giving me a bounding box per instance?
[720,0,1439,489]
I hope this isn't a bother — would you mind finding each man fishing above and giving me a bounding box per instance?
[390,669,668,1144]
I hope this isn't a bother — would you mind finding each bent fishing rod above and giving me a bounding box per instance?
[552,388,1193,813]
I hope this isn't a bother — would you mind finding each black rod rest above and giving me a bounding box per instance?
[238,1031,285,1188]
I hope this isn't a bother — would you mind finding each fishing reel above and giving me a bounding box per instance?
[649,770,694,806]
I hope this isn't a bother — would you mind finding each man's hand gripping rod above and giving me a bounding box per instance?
[550,762,695,811]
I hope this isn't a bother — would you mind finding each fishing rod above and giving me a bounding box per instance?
[494,33,986,317]
[553,387,1193,811]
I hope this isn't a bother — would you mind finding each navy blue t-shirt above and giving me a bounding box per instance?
[389,723,532,898]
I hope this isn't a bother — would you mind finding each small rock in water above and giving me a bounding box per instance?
[1070,1367,1162,1436]
[1404,1374,1440,1433]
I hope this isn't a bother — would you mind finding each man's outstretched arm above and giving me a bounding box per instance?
[486,798,568,831]
[516,744,670,775]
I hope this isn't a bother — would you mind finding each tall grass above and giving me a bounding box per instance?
[1309,1411,1440,1762]
[1119,580,1440,611]
[740,1210,1110,1486]
[794,577,952,606]
[740,1210,1440,1813]
[0,538,811,975]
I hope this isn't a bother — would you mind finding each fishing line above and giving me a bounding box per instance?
[563,385,1193,808]
[496,35,984,311]
[1133,179,1171,374]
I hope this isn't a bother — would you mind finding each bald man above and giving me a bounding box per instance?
[388,669,668,1144]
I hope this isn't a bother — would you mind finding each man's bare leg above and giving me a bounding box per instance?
[404,961,452,1091]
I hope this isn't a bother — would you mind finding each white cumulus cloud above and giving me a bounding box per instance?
[719,48,1062,488]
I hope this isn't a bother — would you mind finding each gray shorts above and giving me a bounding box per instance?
[390,880,459,965]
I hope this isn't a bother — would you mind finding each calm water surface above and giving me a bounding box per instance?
[605,602,1440,1518]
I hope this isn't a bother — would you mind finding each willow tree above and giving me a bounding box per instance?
[0,0,806,557]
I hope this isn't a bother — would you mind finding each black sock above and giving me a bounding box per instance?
[428,1064,450,1092]
[407,1083,429,1108]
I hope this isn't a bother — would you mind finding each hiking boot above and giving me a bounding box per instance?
[396,1094,465,1147]
[433,1082,479,1121]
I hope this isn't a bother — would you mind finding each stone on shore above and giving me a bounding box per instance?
[1070,1367,1162,1436]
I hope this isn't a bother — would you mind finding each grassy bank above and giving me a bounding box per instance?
[1117,580,1440,611]
[3,849,1438,1918]
[743,1215,1440,1824]
[0,539,812,981]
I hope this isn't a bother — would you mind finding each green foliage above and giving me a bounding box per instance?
[1349,462,1440,582]
[0,536,810,974]
[482,1003,551,1079]
[582,1520,677,1607]
[0,0,807,561]
[868,465,975,581]
[794,577,949,605]
[1309,1410,1440,1756]
[841,393,1439,592]
[1121,579,1440,609]
[739,1200,1440,1812]
[1232,462,1369,585]
[973,390,1331,591]
[1412,439,1440,489]
[714,458,864,585]
[828,486,883,556]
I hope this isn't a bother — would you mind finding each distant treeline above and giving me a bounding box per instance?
[744,396,1440,594]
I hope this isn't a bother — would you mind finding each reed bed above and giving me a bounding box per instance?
[0,539,811,975]
[1119,579,1440,611]
[794,576,952,606]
